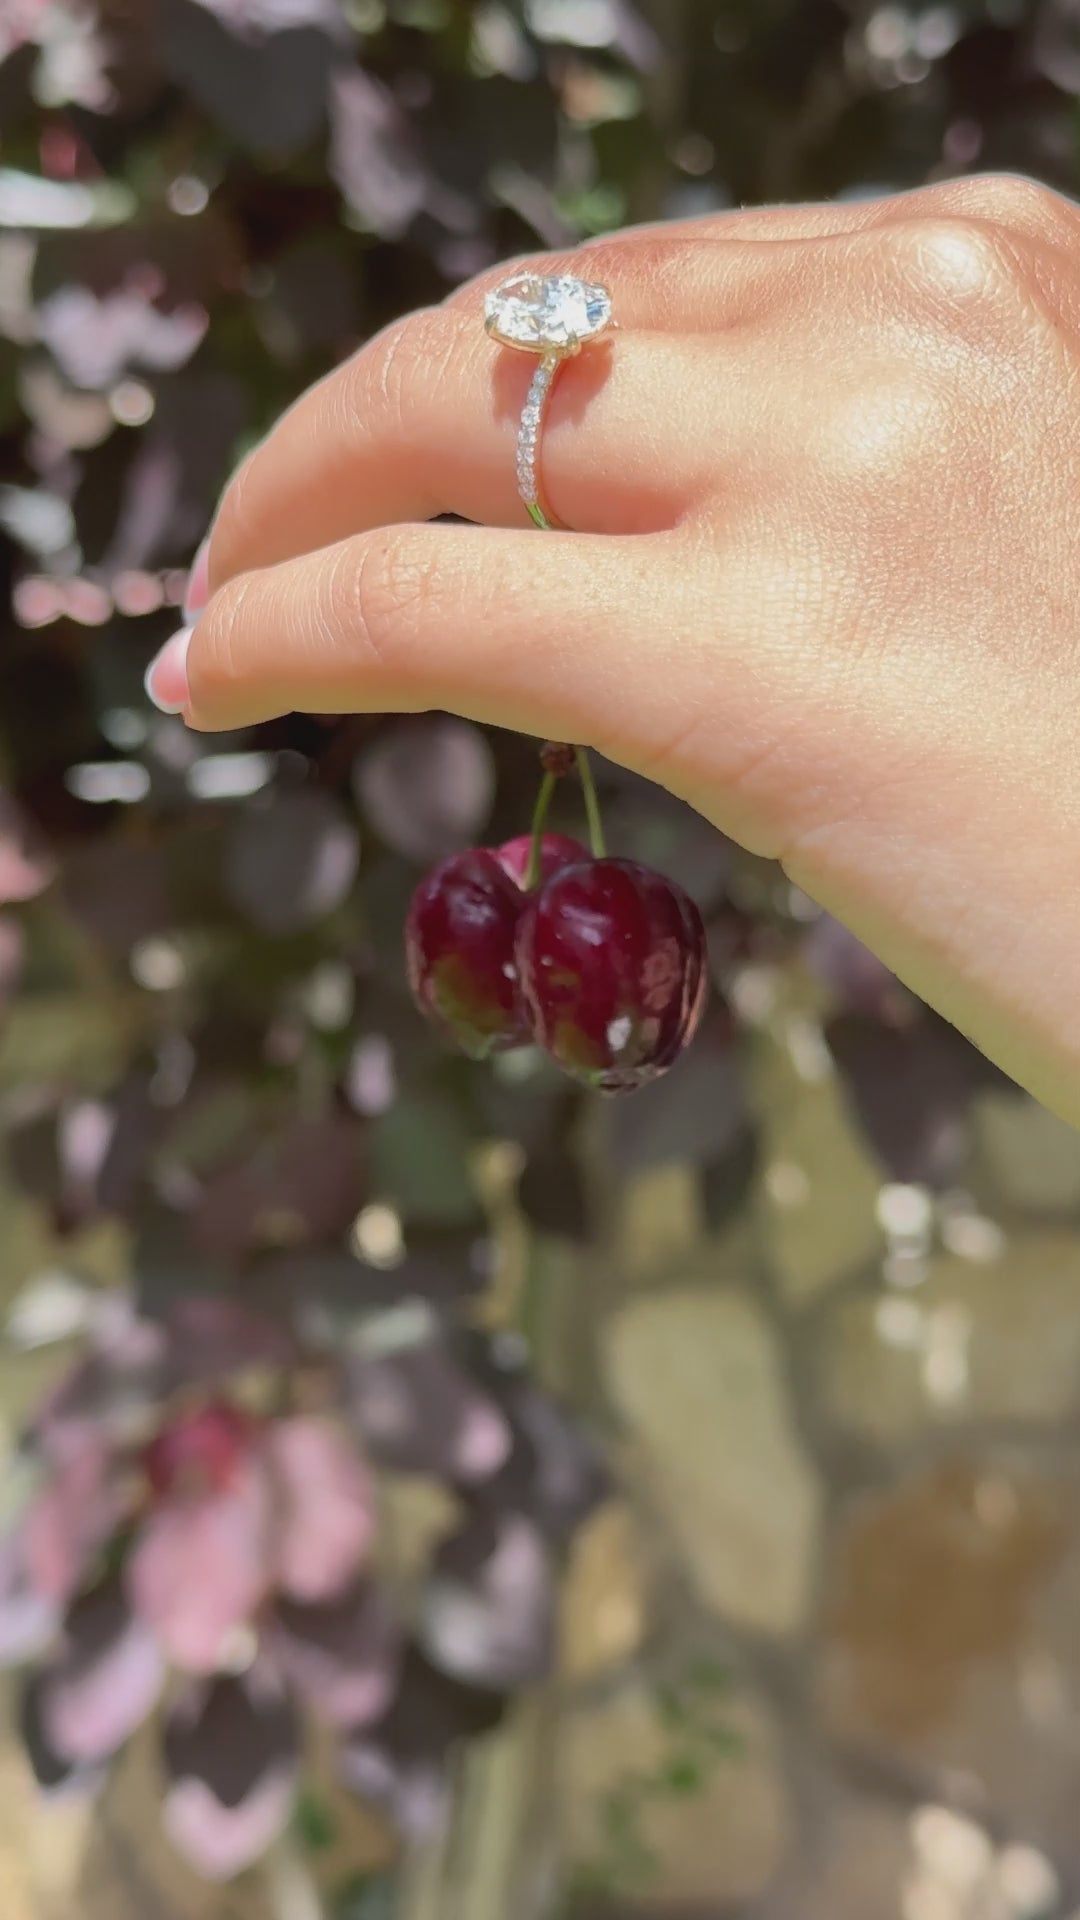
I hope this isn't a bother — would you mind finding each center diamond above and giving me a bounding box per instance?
[485,272,613,354]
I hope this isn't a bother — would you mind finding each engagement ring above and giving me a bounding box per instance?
[484,271,614,529]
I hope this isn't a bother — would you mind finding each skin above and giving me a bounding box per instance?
[147,174,1080,1124]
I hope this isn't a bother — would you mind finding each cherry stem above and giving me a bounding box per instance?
[523,770,558,890]
[576,747,607,860]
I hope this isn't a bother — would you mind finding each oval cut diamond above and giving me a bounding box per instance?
[485,272,612,353]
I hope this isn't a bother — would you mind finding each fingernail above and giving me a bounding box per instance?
[183,537,211,623]
[144,628,191,715]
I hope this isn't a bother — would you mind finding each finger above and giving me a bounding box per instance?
[188,523,707,746]
[206,237,786,587]
[206,323,696,588]
[182,521,801,862]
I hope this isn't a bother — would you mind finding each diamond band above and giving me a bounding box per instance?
[515,355,557,524]
[484,270,614,531]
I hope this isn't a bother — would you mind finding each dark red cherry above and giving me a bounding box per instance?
[495,833,588,890]
[515,858,708,1092]
[405,849,531,1058]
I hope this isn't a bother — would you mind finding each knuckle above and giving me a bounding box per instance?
[880,208,1072,377]
[343,306,474,439]
[964,171,1062,233]
[893,215,1017,306]
[330,535,439,670]
[347,312,429,430]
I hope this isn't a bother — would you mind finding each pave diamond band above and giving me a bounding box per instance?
[515,354,558,528]
[484,270,614,531]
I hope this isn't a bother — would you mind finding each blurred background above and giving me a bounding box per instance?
[4,2,1080,1917]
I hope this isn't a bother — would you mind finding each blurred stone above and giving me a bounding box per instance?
[973,1091,1080,1216]
[306,1726,397,1895]
[817,1232,1080,1442]
[820,1459,1080,1867]
[604,1290,821,1636]
[559,1501,647,1683]
[751,1032,882,1305]
[764,1787,913,1920]
[558,1675,787,1906]
[616,1166,705,1282]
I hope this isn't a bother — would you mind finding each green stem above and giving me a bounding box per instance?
[575,747,606,859]
[523,770,558,890]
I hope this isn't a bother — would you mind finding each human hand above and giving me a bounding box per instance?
[146,174,1080,1121]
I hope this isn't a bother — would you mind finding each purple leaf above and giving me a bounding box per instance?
[192,0,345,30]
[265,236,361,360]
[606,778,732,913]
[0,1534,59,1666]
[60,839,173,956]
[611,0,663,69]
[222,788,359,935]
[348,1338,512,1485]
[195,1112,365,1259]
[355,719,494,865]
[607,1012,746,1175]
[0,790,54,905]
[33,1301,167,1453]
[340,1646,508,1838]
[164,1296,295,1389]
[127,1455,271,1672]
[272,1582,398,1727]
[22,1433,123,1605]
[827,1007,1008,1188]
[329,68,429,238]
[57,1074,163,1225]
[163,1666,299,1880]
[265,1417,375,1604]
[20,1674,107,1801]
[159,0,336,154]
[40,1579,164,1764]
[1032,0,1080,93]
[418,1512,554,1691]
[37,286,207,390]
[496,1377,609,1543]
[803,913,907,1018]
[105,371,249,572]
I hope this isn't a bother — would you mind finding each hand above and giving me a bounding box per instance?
[147,174,1080,1122]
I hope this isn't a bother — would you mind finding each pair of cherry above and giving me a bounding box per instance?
[405,749,707,1094]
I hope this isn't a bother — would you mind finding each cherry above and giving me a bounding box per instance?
[515,858,708,1092]
[406,835,589,1057]
[405,849,531,1058]
[495,832,588,889]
